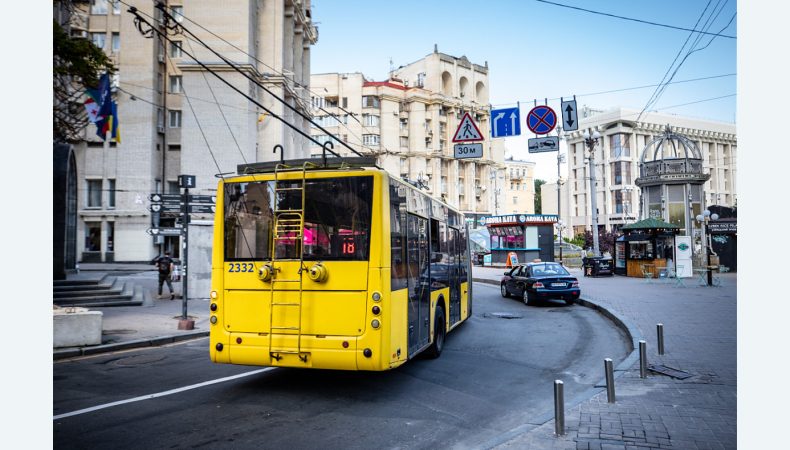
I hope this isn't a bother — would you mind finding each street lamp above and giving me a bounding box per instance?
[556,126,565,263]
[582,128,602,257]
[695,209,719,286]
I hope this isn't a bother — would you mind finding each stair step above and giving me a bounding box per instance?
[54,288,123,298]
[54,284,114,293]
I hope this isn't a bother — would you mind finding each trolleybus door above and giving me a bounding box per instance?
[449,227,461,324]
[407,213,430,356]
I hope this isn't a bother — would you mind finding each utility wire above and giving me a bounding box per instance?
[535,0,736,39]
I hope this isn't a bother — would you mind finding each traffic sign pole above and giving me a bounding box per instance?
[181,186,189,321]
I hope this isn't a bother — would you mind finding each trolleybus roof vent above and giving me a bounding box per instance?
[237,156,379,175]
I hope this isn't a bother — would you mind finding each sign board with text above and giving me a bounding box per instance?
[453,142,483,159]
[528,136,559,153]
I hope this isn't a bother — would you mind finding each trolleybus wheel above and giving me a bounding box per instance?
[425,307,446,359]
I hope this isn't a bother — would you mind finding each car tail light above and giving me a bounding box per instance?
[572,281,579,287]
[534,282,544,288]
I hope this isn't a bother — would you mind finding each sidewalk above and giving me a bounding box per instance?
[472,265,736,450]
[54,263,209,359]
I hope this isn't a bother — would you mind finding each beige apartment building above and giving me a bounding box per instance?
[557,107,736,237]
[65,0,317,274]
[310,48,507,221]
[503,157,536,215]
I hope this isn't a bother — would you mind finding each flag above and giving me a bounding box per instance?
[84,88,101,123]
[95,73,113,140]
[110,100,121,143]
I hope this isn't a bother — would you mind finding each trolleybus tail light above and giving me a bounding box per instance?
[210,303,218,311]
[236,337,242,344]
[210,316,218,324]
[533,282,545,288]
[363,348,372,358]
[342,341,349,348]
[372,292,381,302]
[371,319,380,329]
[215,343,224,351]
[372,305,381,315]
[210,291,218,299]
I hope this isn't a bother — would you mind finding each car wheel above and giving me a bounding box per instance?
[500,283,509,298]
[522,288,530,306]
[425,307,446,359]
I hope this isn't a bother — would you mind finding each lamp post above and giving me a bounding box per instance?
[582,128,602,257]
[622,185,633,225]
[695,209,719,286]
[557,126,565,263]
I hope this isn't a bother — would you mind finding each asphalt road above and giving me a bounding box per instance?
[53,282,629,449]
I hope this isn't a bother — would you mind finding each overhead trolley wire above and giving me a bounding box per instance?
[535,0,736,39]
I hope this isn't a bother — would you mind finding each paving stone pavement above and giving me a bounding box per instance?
[473,266,736,450]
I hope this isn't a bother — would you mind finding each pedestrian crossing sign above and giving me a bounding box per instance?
[452,112,484,142]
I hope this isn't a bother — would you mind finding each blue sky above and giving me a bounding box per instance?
[310,0,737,179]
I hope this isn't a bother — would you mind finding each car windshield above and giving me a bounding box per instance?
[530,263,569,276]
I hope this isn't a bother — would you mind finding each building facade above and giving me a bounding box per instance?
[68,0,317,269]
[310,48,507,218]
[503,157,536,215]
[562,107,736,237]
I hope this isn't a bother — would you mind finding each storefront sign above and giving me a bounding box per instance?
[484,214,558,225]
[708,222,737,233]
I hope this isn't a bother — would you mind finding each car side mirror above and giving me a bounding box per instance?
[504,271,510,276]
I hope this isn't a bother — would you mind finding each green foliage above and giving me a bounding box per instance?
[578,229,620,255]
[534,179,546,213]
[53,20,114,87]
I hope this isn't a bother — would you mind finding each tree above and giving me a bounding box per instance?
[53,2,115,143]
[534,179,546,213]
[577,229,620,256]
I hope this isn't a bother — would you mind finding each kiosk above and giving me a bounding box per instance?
[615,218,680,278]
[484,214,557,266]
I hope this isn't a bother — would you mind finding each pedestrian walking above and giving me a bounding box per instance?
[152,251,176,299]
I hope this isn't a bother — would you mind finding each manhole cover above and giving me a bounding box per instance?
[482,312,523,319]
[112,354,167,367]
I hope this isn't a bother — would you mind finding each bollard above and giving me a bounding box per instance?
[554,380,565,436]
[657,323,665,355]
[639,340,647,378]
[604,358,615,403]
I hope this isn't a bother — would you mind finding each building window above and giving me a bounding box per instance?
[614,190,623,214]
[362,96,380,108]
[513,197,518,205]
[107,222,114,252]
[171,5,184,22]
[362,114,379,127]
[91,0,108,15]
[169,75,182,93]
[167,181,180,194]
[91,32,106,50]
[110,32,120,52]
[85,223,101,251]
[87,180,102,208]
[342,97,348,108]
[363,134,380,146]
[170,41,182,58]
[611,161,631,185]
[169,110,182,128]
[400,118,408,132]
[609,133,631,158]
[168,144,181,151]
[111,0,121,14]
[400,136,409,148]
[108,179,116,208]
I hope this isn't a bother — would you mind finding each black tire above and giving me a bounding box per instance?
[425,307,446,359]
[500,283,510,298]
[564,298,574,305]
[522,288,530,306]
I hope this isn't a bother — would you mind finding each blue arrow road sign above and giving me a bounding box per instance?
[491,107,520,138]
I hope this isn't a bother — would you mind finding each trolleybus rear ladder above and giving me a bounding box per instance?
[268,162,315,363]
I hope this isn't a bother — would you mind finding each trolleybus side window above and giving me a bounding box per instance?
[224,181,275,261]
[390,181,408,291]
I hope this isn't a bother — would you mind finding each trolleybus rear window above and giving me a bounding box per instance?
[224,176,373,261]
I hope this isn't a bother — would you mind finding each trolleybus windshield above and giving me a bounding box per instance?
[223,176,373,261]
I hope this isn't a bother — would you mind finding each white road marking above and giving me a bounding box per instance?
[53,367,276,420]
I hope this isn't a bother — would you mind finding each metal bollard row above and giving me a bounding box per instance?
[554,380,564,436]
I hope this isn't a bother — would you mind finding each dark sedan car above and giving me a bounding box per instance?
[500,262,580,305]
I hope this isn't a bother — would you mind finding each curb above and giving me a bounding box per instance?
[53,330,209,360]
[471,277,643,449]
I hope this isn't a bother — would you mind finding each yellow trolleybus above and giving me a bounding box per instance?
[209,157,472,371]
